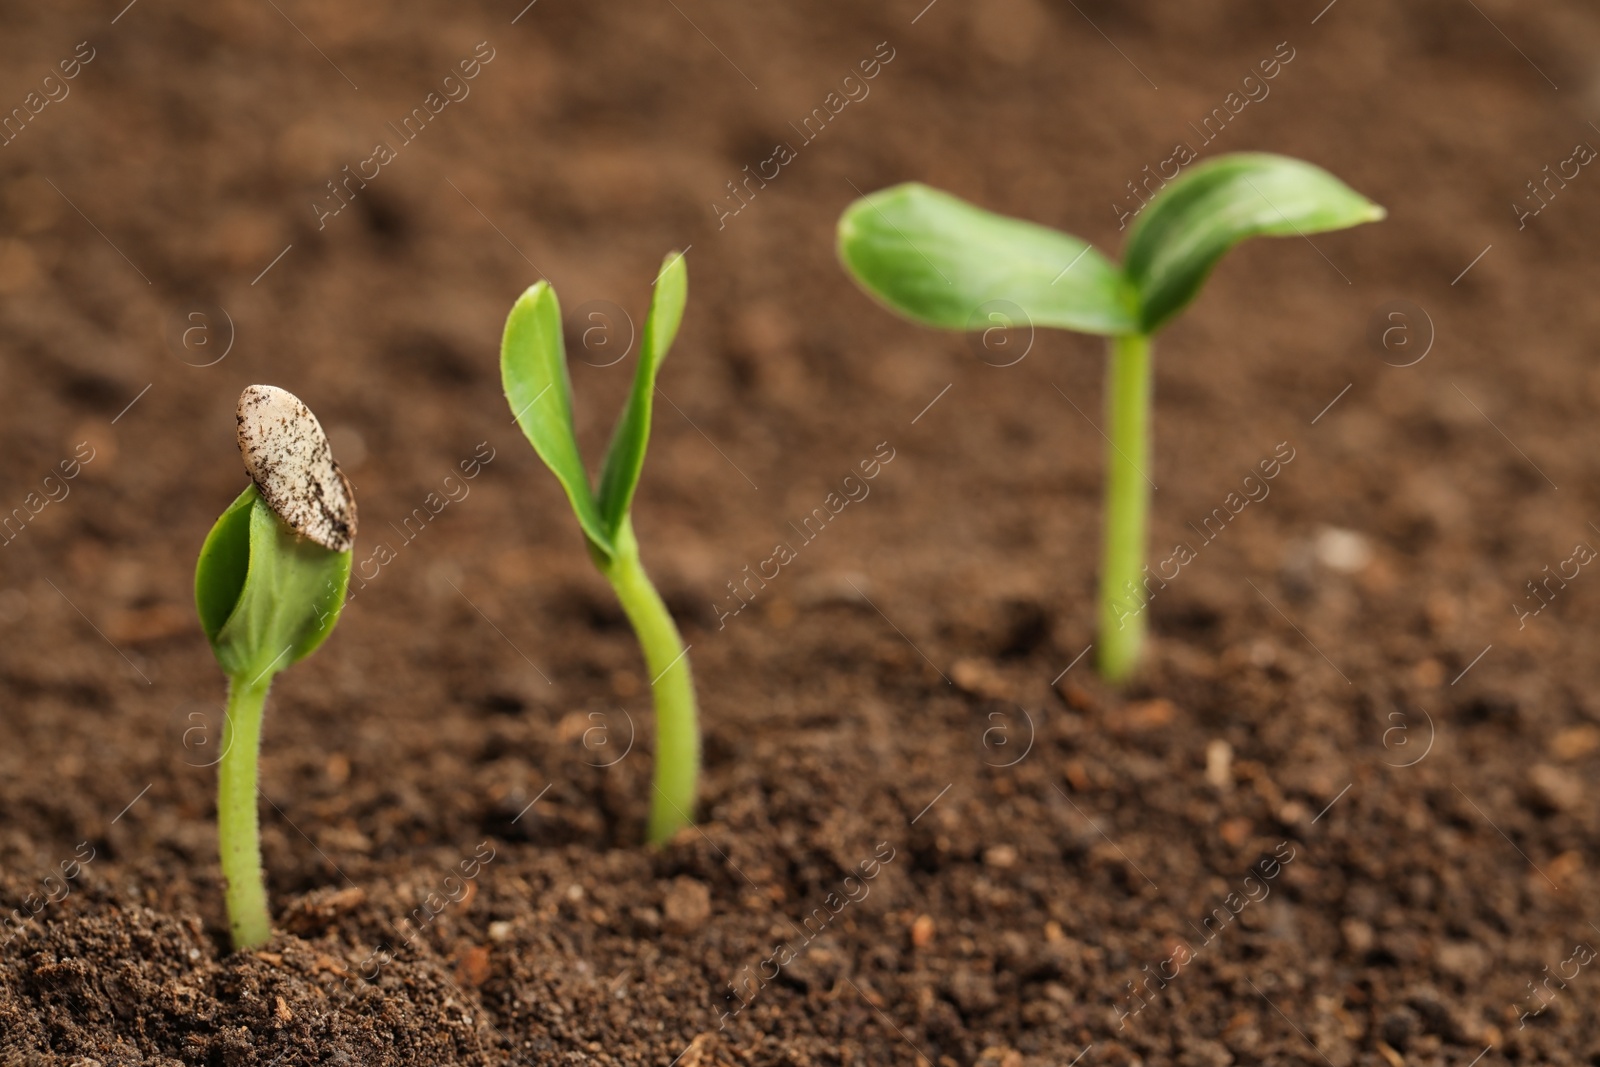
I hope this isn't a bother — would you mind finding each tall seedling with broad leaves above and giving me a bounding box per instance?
[837,153,1384,682]
[501,252,698,845]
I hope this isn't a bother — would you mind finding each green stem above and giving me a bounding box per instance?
[1097,332,1154,683]
[218,675,272,950]
[598,521,699,845]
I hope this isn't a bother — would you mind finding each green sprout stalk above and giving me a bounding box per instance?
[500,252,698,844]
[196,385,356,949]
[217,675,271,947]
[596,520,698,842]
[836,153,1384,683]
[1099,331,1153,681]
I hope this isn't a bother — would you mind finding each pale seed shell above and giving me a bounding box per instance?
[236,384,357,552]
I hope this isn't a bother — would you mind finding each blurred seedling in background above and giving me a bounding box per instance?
[500,252,699,845]
[838,153,1383,682]
[195,385,355,950]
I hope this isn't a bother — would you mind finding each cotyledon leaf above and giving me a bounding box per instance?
[1123,153,1385,334]
[837,182,1136,337]
[195,484,257,647]
[501,282,614,557]
[596,251,688,538]
[209,490,351,678]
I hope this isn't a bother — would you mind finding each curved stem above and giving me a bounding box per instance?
[218,675,272,949]
[1097,332,1154,683]
[599,522,700,845]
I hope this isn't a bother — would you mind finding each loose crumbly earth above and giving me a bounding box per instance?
[2,1,1599,1064]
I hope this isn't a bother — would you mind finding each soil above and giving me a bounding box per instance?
[2,0,1600,1064]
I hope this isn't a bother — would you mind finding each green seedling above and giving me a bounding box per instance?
[195,385,355,949]
[500,252,697,845]
[837,153,1383,682]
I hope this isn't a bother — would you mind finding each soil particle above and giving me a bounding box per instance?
[662,876,713,935]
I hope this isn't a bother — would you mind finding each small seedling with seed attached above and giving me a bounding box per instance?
[500,252,698,845]
[837,153,1383,682]
[195,385,356,950]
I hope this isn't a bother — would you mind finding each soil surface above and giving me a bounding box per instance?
[2,1,1600,1064]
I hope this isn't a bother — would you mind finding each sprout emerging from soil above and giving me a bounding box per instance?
[195,385,356,949]
[837,153,1384,682]
[500,252,698,845]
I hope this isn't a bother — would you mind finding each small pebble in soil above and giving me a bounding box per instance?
[1277,800,1309,825]
[1341,918,1375,956]
[952,657,1012,700]
[1204,739,1233,790]
[1435,940,1489,980]
[454,945,491,988]
[325,752,351,786]
[674,1032,715,1067]
[975,1048,1023,1067]
[1550,723,1600,760]
[1063,761,1091,792]
[1117,698,1176,733]
[663,876,712,934]
[765,597,796,627]
[1057,681,1097,712]
[1547,849,1583,886]
[911,914,935,948]
[1313,526,1373,573]
[1410,658,1445,687]
[983,844,1017,868]
[1528,763,1584,812]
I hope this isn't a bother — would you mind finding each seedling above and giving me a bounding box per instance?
[500,252,697,845]
[195,385,356,949]
[837,153,1383,681]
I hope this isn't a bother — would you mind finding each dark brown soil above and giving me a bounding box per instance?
[3,0,1600,1063]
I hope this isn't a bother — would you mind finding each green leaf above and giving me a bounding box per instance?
[837,182,1136,337]
[597,251,688,537]
[196,485,256,645]
[1123,152,1385,333]
[196,484,351,681]
[501,282,614,558]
